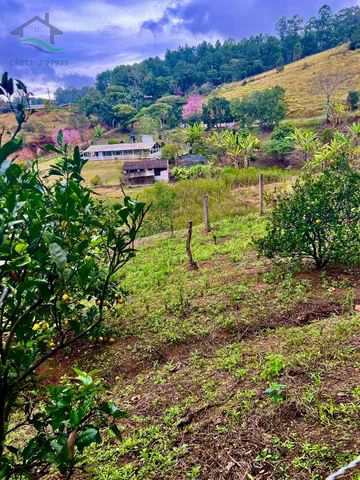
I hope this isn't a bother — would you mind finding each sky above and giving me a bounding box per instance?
[0,0,357,96]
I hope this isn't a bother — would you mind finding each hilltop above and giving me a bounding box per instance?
[216,45,360,119]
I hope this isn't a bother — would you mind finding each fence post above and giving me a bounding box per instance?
[186,221,198,270]
[259,174,264,216]
[203,195,211,233]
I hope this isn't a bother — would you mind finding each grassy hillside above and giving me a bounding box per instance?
[48,211,360,479]
[216,44,360,119]
[0,107,93,158]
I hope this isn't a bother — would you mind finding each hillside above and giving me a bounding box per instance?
[216,45,360,119]
[0,107,93,159]
[49,211,360,479]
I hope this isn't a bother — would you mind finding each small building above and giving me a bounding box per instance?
[82,141,161,161]
[177,154,207,167]
[123,159,169,186]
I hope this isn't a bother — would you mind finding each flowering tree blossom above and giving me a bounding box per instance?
[182,94,204,121]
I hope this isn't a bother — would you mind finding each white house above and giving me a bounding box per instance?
[82,140,161,161]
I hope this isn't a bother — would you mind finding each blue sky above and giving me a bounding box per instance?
[0,0,356,95]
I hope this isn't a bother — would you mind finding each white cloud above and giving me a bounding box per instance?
[51,0,174,33]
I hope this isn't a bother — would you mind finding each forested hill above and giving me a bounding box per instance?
[55,4,360,124]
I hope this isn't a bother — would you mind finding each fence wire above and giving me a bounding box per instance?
[326,456,360,480]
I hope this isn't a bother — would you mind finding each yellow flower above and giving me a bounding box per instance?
[32,323,41,332]
[315,219,321,224]
[62,293,70,303]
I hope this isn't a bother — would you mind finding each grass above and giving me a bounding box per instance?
[38,157,124,186]
[135,167,295,236]
[41,209,360,480]
[215,44,360,119]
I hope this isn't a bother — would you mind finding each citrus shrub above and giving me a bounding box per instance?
[257,158,360,269]
[0,74,147,478]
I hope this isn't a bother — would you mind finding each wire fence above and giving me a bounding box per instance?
[326,456,360,480]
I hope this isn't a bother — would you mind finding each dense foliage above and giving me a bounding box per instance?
[257,158,360,268]
[231,86,287,129]
[0,74,147,479]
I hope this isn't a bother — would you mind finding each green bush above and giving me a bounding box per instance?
[257,160,360,268]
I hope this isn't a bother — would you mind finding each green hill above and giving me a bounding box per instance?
[216,45,360,119]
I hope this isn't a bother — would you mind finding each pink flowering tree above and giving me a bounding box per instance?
[182,94,204,122]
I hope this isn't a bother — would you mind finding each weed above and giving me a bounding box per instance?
[261,353,286,381]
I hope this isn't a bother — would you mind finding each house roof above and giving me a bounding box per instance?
[178,154,207,166]
[124,159,168,171]
[84,143,155,153]
[11,14,62,35]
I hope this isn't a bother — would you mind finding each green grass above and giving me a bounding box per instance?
[136,167,295,236]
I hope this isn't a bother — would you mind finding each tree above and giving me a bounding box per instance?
[209,130,260,168]
[94,124,105,139]
[292,127,319,162]
[161,143,182,165]
[257,158,360,269]
[231,87,287,130]
[347,91,359,111]
[113,103,136,130]
[0,74,147,479]
[265,123,295,162]
[350,27,360,50]
[185,123,205,153]
[317,73,350,123]
[182,94,204,122]
[202,97,232,128]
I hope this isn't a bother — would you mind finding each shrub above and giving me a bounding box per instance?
[320,128,335,144]
[172,165,219,181]
[347,91,359,111]
[265,123,295,161]
[257,160,360,268]
[90,174,102,186]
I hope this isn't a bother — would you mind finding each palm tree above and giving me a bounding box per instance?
[292,128,319,163]
[208,130,260,168]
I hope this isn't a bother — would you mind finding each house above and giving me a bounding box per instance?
[177,154,207,167]
[11,13,62,44]
[123,159,169,186]
[82,140,161,161]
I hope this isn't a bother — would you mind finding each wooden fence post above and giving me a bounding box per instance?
[203,195,211,233]
[259,174,264,216]
[186,221,198,270]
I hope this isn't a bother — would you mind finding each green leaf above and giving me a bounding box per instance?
[14,241,28,254]
[109,423,122,439]
[0,138,22,164]
[76,427,101,451]
[100,401,127,419]
[49,243,67,271]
